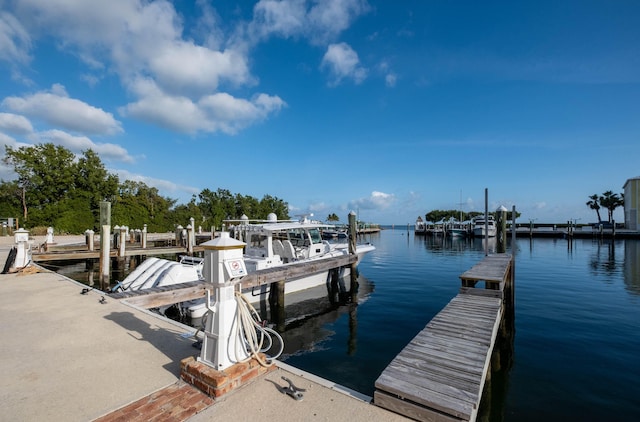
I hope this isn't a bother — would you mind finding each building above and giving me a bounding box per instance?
[623,176,640,231]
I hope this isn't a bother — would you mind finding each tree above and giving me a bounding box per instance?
[599,191,624,223]
[586,194,602,222]
[326,213,340,222]
[112,180,176,232]
[3,143,75,223]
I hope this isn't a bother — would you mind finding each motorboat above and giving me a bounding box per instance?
[445,218,470,237]
[472,215,497,237]
[415,216,427,235]
[113,213,375,319]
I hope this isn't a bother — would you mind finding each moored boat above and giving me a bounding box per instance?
[415,216,427,235]
[472,215,497,237]
[113,213,375,319]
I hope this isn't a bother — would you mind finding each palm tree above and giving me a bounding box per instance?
[599,191,624,223]
[586,194,602,222]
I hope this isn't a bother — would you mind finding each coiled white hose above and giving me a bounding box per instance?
[233,290,284,367]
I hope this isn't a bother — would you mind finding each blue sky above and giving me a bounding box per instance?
[0,0,638,225]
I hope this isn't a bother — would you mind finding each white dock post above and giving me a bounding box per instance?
[85,229,94,251]
[118,225,127,257]
[198,232,248,370]
[142,224,147,249]
[187,224,194,255]
[45,227,54,244]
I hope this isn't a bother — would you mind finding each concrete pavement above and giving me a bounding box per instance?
[0,235,408,421]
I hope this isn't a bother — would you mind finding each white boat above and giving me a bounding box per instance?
[415,216,427,235]
[445,218,470,237]
[472,215,497,237]
[113,213,375,319]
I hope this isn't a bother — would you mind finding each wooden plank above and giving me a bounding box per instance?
[374,391,464,422]
[108,255,357,308]
[375,371,474,419]
[375,292,503,422]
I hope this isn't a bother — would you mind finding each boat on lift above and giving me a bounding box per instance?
[113,213,375,319]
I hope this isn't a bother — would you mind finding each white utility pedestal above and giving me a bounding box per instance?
[198,232,248,370]
[13,228,31,269]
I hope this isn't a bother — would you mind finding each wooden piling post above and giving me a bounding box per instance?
[99,201,111,289]
[142,224,147,249]
[85,229,94,251]
[348,211,358,302]
[268,279,286,332]
[118,225,127,258]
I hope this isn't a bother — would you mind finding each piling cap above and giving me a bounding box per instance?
[496,205,508,212]
[201,231,245,250]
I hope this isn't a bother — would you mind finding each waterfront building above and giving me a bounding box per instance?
[624,176,640,231]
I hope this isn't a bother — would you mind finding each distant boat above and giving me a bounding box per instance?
[473,216,497,237]
[415,216,427,235]
[445,218,470,238]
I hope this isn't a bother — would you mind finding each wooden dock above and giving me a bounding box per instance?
[109,254,357,309]
[374,253,513,422]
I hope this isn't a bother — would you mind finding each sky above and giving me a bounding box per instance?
[0,0,638,225]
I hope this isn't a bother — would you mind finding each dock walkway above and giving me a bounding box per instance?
[374,254,512,422]
[0,236,408,422]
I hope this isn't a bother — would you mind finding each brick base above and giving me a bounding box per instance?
[180,355,276,398]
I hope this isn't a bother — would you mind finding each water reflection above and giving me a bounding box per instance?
[415,234,498,254]
[624,240,640,295]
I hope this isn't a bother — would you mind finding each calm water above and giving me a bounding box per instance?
[280,229,640,421]
[51,229,640,420]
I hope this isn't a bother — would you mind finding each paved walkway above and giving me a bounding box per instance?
[0,235,408,421]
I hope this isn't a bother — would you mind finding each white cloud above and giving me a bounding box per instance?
[321,42,367,86]
[250,0,370,45]
[0,112,34,134]
[0,11,31,64]
[115,169,200,198]
[385,73,397,87]
[149,41,253,95]
[349,191,396,210]
[2,84,122,135]
[121,79,286,135]
[39,129,134,163]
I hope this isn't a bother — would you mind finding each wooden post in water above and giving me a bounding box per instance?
[268,279,286,332]
[118,225,127,258]
[142,224,147,249]
[99,201,111,289]
[348,211,359,303]
[85,229,94,251]
[484,188,489,256]
[496,206,507,254]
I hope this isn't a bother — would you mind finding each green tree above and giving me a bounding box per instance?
[586,194,602,222]
[198,188,236,228]
[257,194,288,220]
[3,143,75,223]
[170,196,205,230]
[112,180,176,232]
[599,191,624,223]
[326,213,340,222]
[0,180,22,220]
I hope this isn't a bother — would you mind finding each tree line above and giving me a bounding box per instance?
[0,143,289,234]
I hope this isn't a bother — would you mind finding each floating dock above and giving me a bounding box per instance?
[374,253,513,422]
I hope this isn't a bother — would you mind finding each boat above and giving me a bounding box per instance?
[445,218,470,238]
[113,213,375,319]
[415,216,427,235]
[472,215,497,237]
